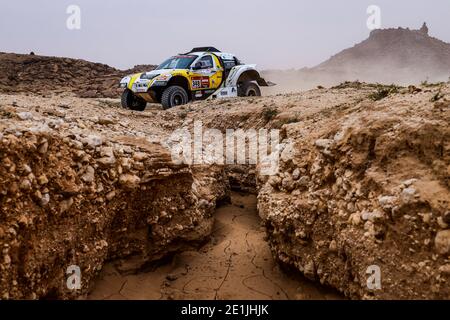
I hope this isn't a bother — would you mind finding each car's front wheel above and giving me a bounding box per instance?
[121,89,147,111]
[161,86,189,109]
[238,82,261,97]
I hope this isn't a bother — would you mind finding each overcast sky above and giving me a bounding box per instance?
[1,0,449,70]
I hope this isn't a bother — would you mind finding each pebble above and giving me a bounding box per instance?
[119,174,140,189]
[17,112,33,120]
[438,264,450,275]
[37,174,49,185]
[434,230,450,255]
[97,157,116,168]
[40,193,50,206]
[106,191,116,201]
[401,187,417,203]
[81,166,95,183]
[297,176,309,187]
[133,152,148,162]
[329,240,338,252]
[281,176,295,191]
[100,147,114,158]
[59,198,74,213]
[349,212,361,225]
[38,139,49,154]
[19,179,32,191]
[303,260,315,280]
[437,217,448,229]
[378,195,397,210]
[83,135,103,148]
[97,117,115,125]
[166,274,178,281]
[315,139,333,149]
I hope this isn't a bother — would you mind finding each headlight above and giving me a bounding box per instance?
[155,74,172,81]
[119,76,131,88]
[140,73,158,80]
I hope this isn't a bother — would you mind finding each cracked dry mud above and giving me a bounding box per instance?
[89,192,340,300]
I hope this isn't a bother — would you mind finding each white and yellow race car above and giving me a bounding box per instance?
[119,47,274,110]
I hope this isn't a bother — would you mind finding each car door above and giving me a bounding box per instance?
[190,54,223,91]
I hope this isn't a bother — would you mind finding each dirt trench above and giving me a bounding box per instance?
[89,192,340,300]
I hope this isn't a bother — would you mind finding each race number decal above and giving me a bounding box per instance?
[192,79,201,89]
[192,77,209,89]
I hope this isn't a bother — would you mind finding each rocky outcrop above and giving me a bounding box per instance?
[256,84,450,299]
[263,24,450,93]
[0,121,228,299]
[0,52,155,98]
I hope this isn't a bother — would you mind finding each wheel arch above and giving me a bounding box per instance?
[167,76,192,100]
[237,69,261,84]
[227,66,270,87]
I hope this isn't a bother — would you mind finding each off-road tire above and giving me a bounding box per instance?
[121,89,147,111]
[161,86,189,109]
[238,82,261,97]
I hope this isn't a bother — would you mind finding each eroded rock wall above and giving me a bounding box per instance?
[257,91,450,299]
[0,130,228,299]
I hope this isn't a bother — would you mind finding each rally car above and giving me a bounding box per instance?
[119,47,274,110]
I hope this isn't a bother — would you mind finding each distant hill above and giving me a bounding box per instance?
[0,52,156,98]
[262,23,450,93]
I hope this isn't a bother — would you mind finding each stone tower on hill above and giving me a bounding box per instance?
[420,22,429,35]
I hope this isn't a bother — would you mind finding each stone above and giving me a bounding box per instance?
[97,157,116,168]
[106,191,116,201]
[40,193,50,206]
[281,176,295,191]
[292,168,301,180]
[97,117,115,125]
[17,112,33,120]
[37,174,49,185]
[23,164,32,173]
[434,230,450,255]
[268,176,281,188]
[166,274,178,281]
[443,211,450,225]
[297,176,309,187]
[119,174,140,189]
[315,139,333,149]
[329,240,338,253]
[38,140,49,154]
[437,217,448,229]
[83,135,103,148]
[81,166,95,183]
[378,195,397,210]
[19,179,32,191]
[402,178,417,187]
[100,147,114,158]
[438,264,450,275]
[361,210,384,222]
[401,187,417,203]
[133,152,148,162]
[314,139,333,155]
[349,212,361,225]
[303,259,315,280]
[60,198,74,213]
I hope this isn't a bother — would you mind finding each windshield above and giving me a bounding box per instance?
[155,55,197,70]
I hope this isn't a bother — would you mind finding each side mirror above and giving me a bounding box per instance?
[192,62,203,70]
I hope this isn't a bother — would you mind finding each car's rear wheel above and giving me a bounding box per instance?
[121,89,147,111]
[238,82,261,97]
[161,85,189,109]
